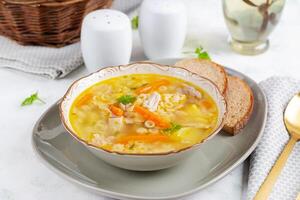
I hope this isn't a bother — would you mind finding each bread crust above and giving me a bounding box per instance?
[175,58,228,95]
[175,58,254,135]
[223,76,254,135]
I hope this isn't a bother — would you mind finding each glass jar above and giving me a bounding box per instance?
[223,0,285,55]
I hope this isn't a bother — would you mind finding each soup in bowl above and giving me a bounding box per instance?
[60,62,226,171]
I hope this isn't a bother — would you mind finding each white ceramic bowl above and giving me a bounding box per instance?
[60,62,227,171]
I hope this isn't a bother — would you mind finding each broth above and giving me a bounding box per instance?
[69,74,218,154]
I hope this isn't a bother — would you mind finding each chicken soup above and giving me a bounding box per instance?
[69,74,218,154]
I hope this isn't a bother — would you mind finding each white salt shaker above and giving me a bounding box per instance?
[139,0,187,60]
[81,9,132,72]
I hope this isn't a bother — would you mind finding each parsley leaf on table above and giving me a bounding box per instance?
[195,47,211,60]
[131,16,139,30]
[21,92,45,106]
[182,46,211,60]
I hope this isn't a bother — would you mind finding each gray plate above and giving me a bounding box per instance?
[32,59,267,200]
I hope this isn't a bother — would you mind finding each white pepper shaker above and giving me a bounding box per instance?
[139,0,187,60]
[81,9,132,72]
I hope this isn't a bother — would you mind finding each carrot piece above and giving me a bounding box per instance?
[116,134,172,144]
[135,79,170,94]
[200,99,213,109]
[76,93,93,107]
[135,85,152,94]
[133,105,171,128]
[109,105,124,116]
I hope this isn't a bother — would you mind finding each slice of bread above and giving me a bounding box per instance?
[223,76,254,135]
[175,58,254,135]
[175,58,228,95]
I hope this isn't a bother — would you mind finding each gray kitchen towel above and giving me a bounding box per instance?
[0,0,142,79]
[0,37,82,79]
[247,77,300,200]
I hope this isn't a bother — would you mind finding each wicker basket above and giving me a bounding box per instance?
[0,0,113,47]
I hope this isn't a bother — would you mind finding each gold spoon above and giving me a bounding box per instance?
[254,93,300,200]
[297,193,300,200]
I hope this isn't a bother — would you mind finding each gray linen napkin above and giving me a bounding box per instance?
[0,0,142,79]
[247,77,300,200]
[0,37,82,79]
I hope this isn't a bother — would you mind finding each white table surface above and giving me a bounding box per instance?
[1,0,300,200]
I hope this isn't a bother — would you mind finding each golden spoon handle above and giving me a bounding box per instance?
[254,137,297,200]
[297,193,300,200]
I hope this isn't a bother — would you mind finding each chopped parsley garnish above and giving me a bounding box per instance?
[129,143,135,150]
[163,123,182,134]
[117,95,136,105]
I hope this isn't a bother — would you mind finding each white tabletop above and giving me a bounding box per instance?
[1,0,300,199]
